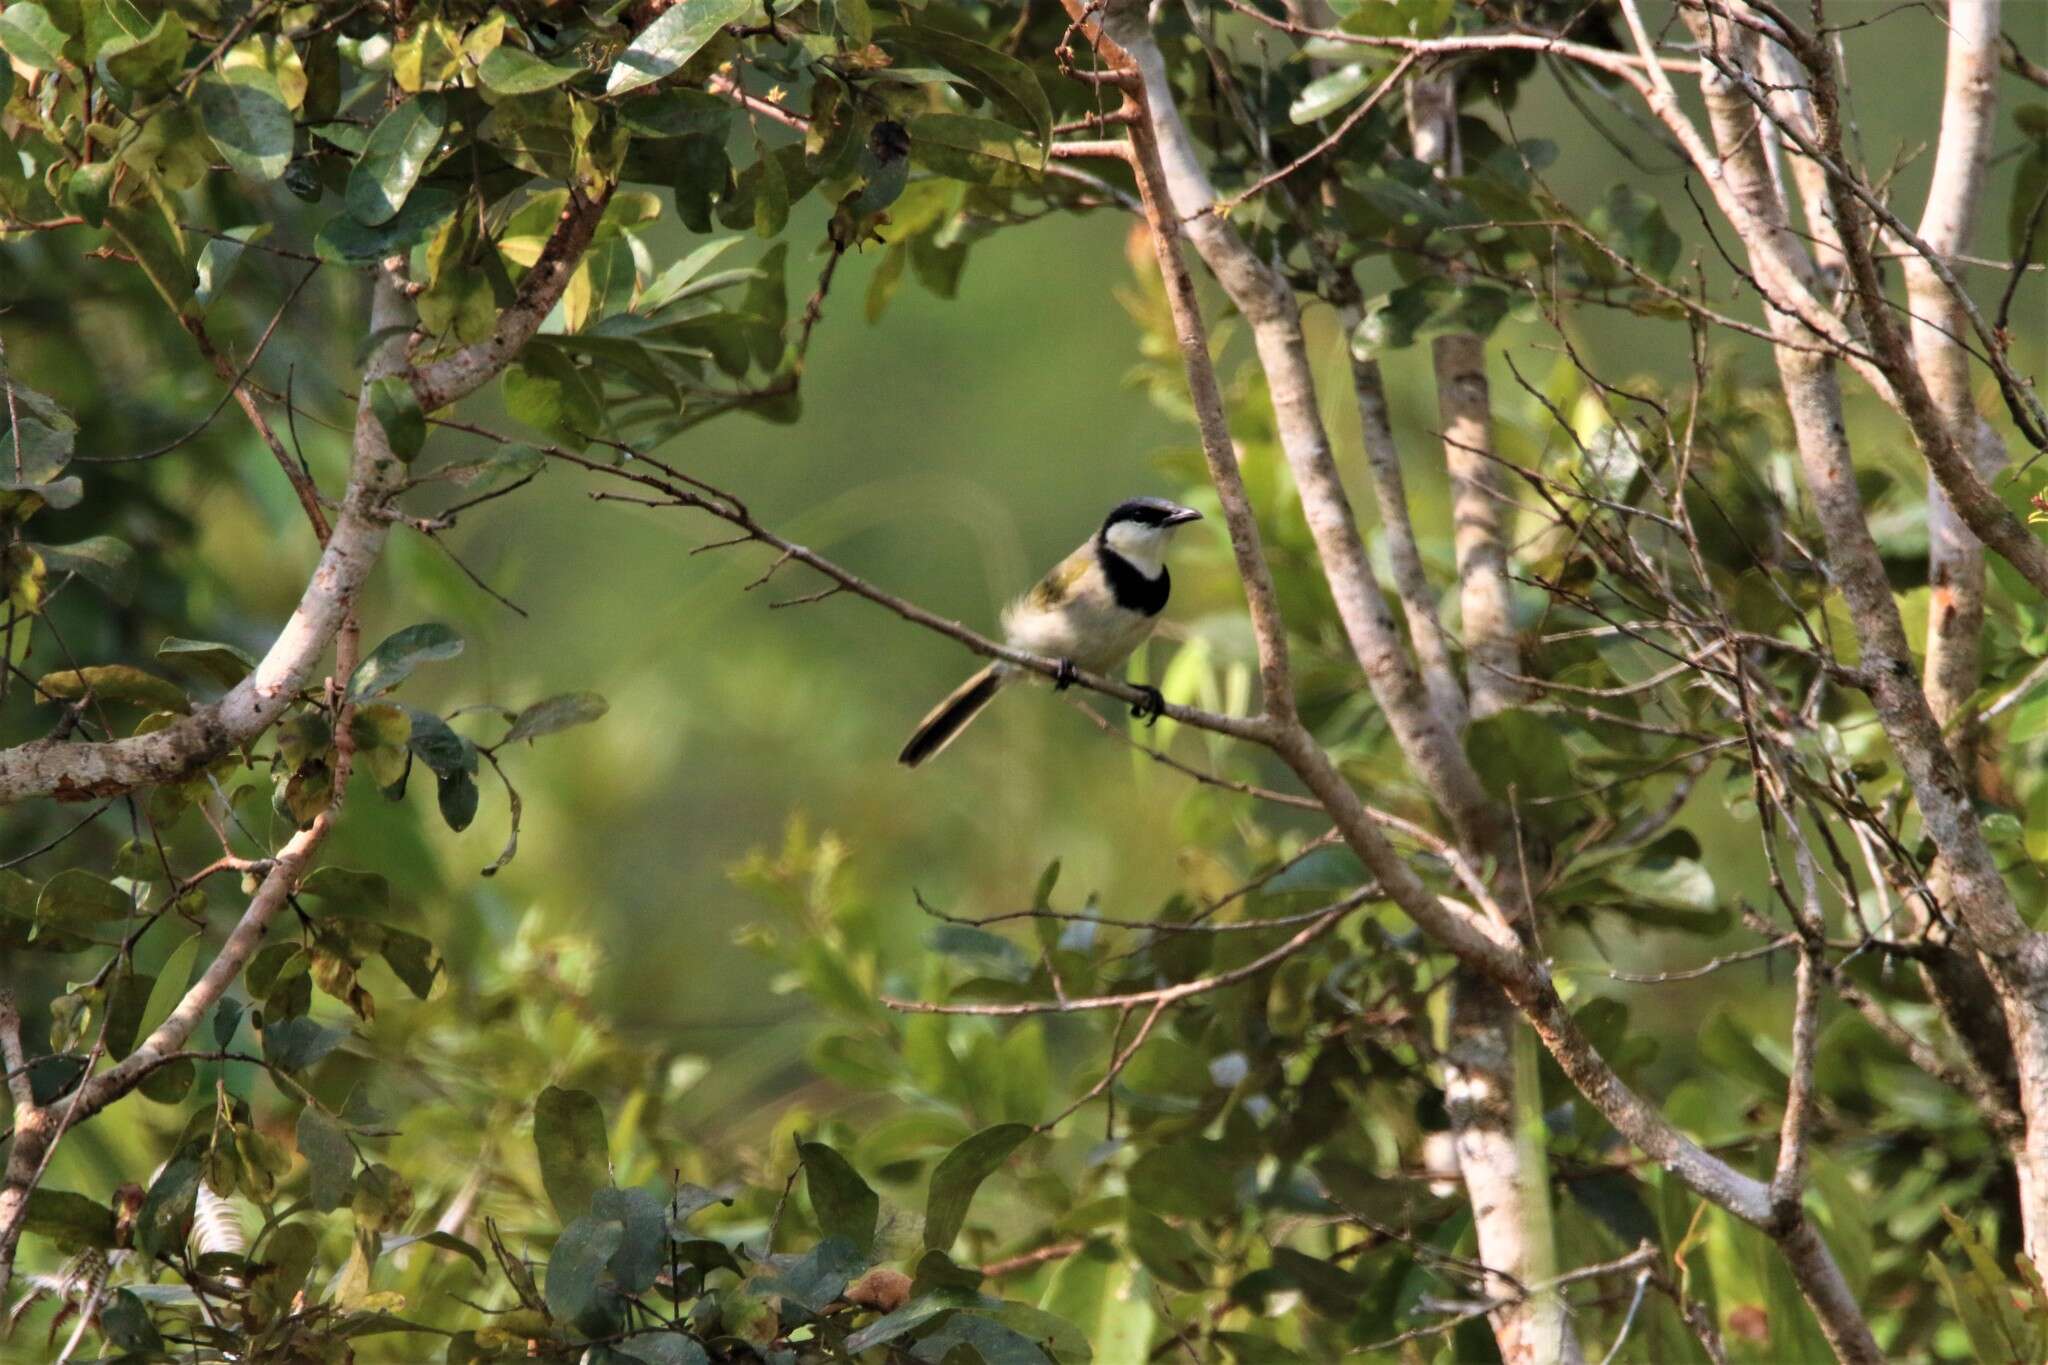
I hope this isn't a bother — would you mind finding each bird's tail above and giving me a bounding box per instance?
[899,664,1009,768]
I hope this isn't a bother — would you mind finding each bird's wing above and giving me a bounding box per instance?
[1020,543,1097,613]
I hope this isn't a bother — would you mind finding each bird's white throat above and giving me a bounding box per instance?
[1103,520,1173,578]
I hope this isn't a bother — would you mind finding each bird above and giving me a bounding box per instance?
[899,496,1204,768]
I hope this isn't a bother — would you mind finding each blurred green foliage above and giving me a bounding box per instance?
[1,0,2045,1361]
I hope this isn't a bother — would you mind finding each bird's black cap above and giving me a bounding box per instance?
[1103,497,1203,531]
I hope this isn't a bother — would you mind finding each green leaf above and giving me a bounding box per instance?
[843,1288,982,1352]
[299,866,392,917]
[101,10,188,97]
[137,1157,201,1258]
[907,112,1044,185]
[1290,64,1372,124]
[98,1289,163,1353]
[316,187,461,265]
[618,88,731,139]
[837,0,873,45]
[212,998,243,1049]
[619,1334,711,1365]
[1602,830,1717,913]
[0,4,67,71]
[380,927,440,998]
[591,1186,666,1294]
[1126,1209,1208,1290]
[297,1103,356,1211]
[912,1313,1056,1364]
[157,636,260,687]
[0,376,77,482]
[103,203,199,319]
[762,1234,864,1313]
[924,1122,1030,1251]
[404,708,476,777]
[1040,1236,1155,1358]
[1128,1139,1237,1220]
[1352,278,1513,357]
[388,1229,488,1275]
[262,1016,349,1072]
[61,160,114,229]
[195,224,272,310]
[534,1085,610,1220]
[198,67,294,182]
[876,25,1051,150]
[1934,1207,2045,1364]
[367,376,425,462]
[20,1188,117,1251]
[32,536,136,603]
[134,932,200,1047]
[478,43,584,94]
[2011,141,2048,266]
[437,767,479,832]
[36,664,187,713]
[801,1140,880,1254]
[607,0,754,96]
[349,623,463,700]
[503,692,609,744]
[38,868,132,928]
[503,344,603,445]
[545,1213,625,1335]
[347,93,450,226]
[1464,709,1571,805]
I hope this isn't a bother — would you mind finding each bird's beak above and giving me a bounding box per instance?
[1164,506,1203,526]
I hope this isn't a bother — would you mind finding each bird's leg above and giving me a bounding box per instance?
[1130,685,1165,725]
[1052,659,1080,691]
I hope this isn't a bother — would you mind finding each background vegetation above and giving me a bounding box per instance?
[1,0,2044,1361]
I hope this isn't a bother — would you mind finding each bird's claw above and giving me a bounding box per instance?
[1130,685,1165,725]
[1053,659,1080,691]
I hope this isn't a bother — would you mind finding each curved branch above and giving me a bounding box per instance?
[0,191,612,809]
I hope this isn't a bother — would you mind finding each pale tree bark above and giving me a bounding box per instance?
[1902,0,2008,734]
[1406,73,1525,719]
[1403,64,1556,1361]
[1094,2,1890,1354]
[1341,338,1468,735]
[1674,0,2048,1266]
[1894,0,2021,1111]
[1754,0,2020,1132]
[1082,11,1573,1359]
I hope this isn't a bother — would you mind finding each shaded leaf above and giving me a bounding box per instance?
[349,623,463,700]
[38,868,132,928]
[261,1016,348,1072]
[801,1140,880,1254]
[608,0,754,96]
[545,1213,625,1336]
[478,43,584,94]
[504,692,609,744]
[21,1188,117,1251]
[198,67,293,181]
[367,377,425,462]
[534,1085,609,1220]
[763,1234,864,1313]
[297,1104,355,1211]
[36,664,187,713]
[137,1157,201,1258]
[33,536,137,603]
[157,636,259,687]
[348,93,449,226]
[924,1122,1030,1250]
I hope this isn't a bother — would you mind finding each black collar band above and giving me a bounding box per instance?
[1096,541,1170,615]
